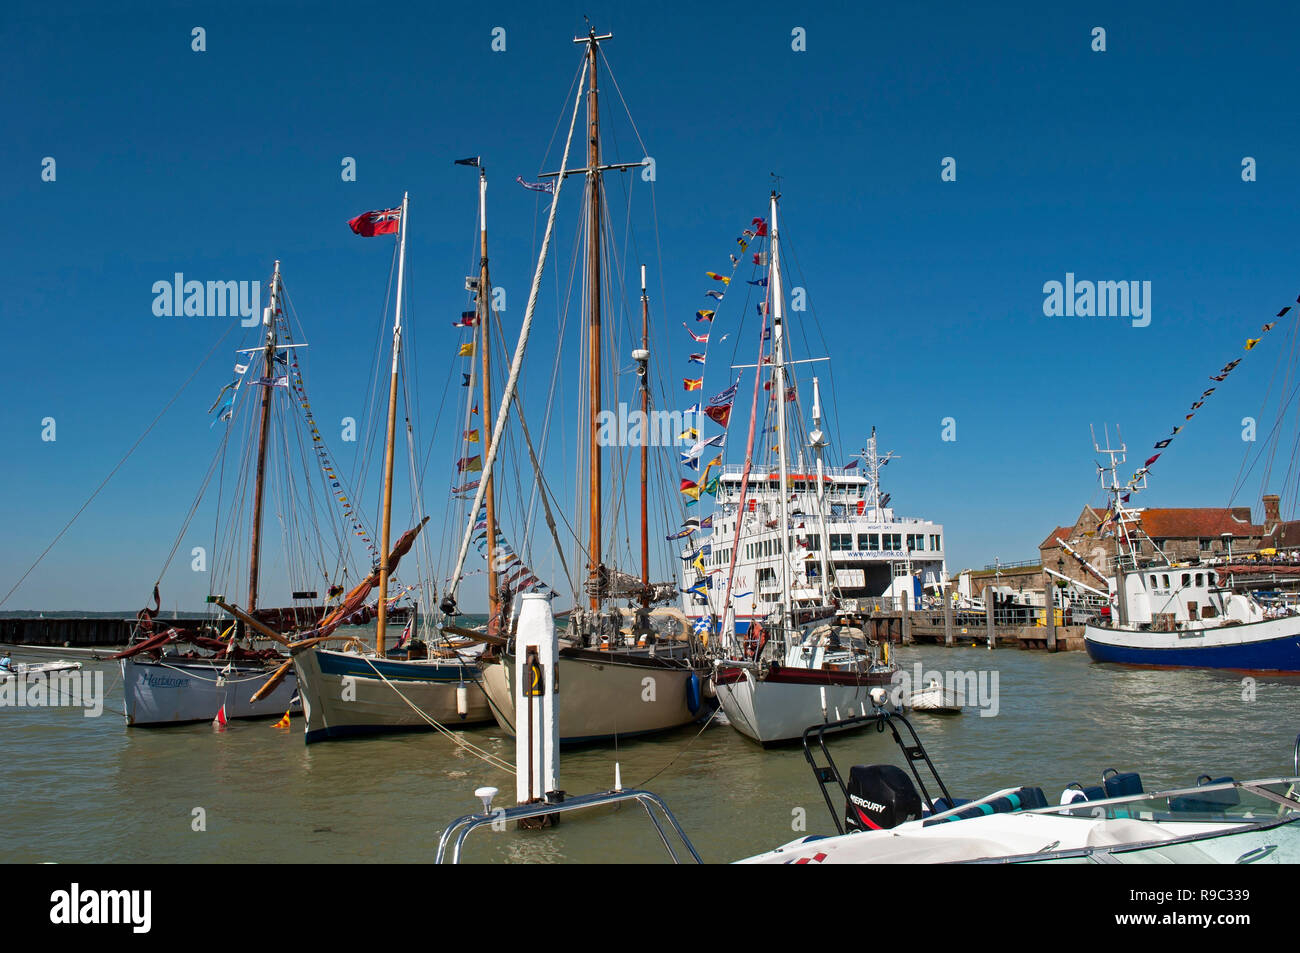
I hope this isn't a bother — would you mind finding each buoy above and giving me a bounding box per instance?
[456,681,469,718]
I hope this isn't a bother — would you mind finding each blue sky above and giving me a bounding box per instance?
[4,1,1300,611]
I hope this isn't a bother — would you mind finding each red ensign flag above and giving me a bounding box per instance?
[348,206,403,237]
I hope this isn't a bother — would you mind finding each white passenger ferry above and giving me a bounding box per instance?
[679,427,947,633]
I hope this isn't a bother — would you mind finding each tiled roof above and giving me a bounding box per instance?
[1039,525,1078,550]
[1136,508,1260,538]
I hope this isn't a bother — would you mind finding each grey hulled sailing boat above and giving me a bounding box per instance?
[442,28,711,744]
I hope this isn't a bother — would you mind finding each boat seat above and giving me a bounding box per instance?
[1170,776,1239,814]
[928,797,973,815]
[1063,782,1108,802]
[1102,769,1143,798]
[922,787,1048,826]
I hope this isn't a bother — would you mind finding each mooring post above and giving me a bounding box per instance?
[1045,585,1057,652]
[943,585,954,647]
[901,591,912,645]
[985,588,996,649]
[515,593,560,824]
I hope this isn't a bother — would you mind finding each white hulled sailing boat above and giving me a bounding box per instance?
[706,192,896,745]
[116,261,356,725]
[289,192,492,743]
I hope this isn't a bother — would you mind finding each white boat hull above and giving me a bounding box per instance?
[715,666,894,745]
[480,649,704,743]
[293,647,492,743]
[121,656,299,726]
[1,660,83,681]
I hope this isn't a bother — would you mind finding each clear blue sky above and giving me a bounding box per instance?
[4,0,1300,611]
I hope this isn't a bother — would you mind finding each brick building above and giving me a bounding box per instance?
[1039,495,1280,586]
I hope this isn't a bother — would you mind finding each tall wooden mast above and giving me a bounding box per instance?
[247,258,281,614]
[477,167,499,631]
[639,264,650,608]
[580,28,608,609]
[374,191,410,658]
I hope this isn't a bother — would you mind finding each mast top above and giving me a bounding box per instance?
[574,27,613,44]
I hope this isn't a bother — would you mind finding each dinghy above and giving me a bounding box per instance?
[0,660,83,681]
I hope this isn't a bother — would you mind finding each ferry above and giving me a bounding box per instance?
[679,428,947,634]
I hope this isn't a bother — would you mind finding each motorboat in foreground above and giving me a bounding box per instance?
[738,703,1300,864]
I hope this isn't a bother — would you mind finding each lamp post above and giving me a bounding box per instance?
[1057,556,1066,622]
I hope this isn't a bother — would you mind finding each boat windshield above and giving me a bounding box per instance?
[1043,779,1300,824]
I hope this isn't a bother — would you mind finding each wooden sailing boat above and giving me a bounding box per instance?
[708,192,895,746]
[289,191,493,743]
[471,29,709,744]
[116,261,332,725]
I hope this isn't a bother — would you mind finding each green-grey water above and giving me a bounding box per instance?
[4,644,1299,863]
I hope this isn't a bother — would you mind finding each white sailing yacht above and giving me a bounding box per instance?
[705,191,896,745]
[116,261,337,725]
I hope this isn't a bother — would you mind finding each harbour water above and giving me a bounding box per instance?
[4,643,1298,864]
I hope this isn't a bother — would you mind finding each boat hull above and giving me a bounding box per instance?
[1084,616,1300,672]
[293,647,492,743]
[480,649,705,744]
[715,665,894,745]
[121,656,299,726]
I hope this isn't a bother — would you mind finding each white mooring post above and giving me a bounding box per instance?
[514,593,559,807]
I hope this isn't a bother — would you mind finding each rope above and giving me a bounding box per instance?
[0,320,240,609]
[636,704,722,788]
[355,652,515,773]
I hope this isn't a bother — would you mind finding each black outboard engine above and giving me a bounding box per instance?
[845,764,922,832]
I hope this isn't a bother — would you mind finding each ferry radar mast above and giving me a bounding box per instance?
[854,427,898,515]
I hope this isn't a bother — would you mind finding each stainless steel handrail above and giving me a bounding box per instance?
[435,788,703,864]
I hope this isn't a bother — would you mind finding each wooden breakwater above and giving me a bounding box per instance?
[1,616,156,648]
[850,598,1087,652]
[0,605,414,648]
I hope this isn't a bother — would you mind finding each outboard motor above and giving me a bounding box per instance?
[845,764,922,832]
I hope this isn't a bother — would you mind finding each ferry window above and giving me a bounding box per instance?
[806,535,821,551]
[1161,574,1170,588]
[831,533,853,551]
[1195,573,1204,586]
[1149,575,1158,587]
[907,534,925,551]
[930,534,942,550]
[1181,573,1190,586]
[883,533,902,550]
[794,481,806,493]
[859,533,878,550]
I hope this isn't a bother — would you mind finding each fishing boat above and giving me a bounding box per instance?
[699,191,896,746]
[289,192,493,743]
[444,28,710,744]
[114,261,365,726]
[1081,429,1300,672]
[738,707,1300,864]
